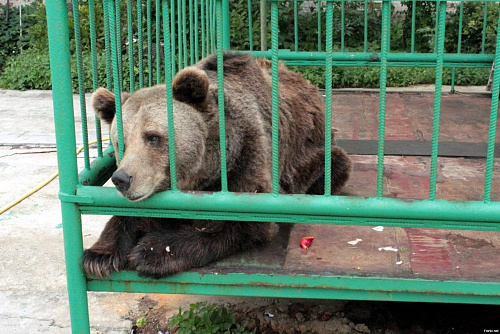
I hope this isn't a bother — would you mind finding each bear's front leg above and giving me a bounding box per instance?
[128,220,277,278]
[83,216,162,278]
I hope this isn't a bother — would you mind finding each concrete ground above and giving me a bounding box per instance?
[0,89,227,333]
[0,89,341,333]
[0,87,499,333]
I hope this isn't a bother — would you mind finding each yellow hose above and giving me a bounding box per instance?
[0,138,109,215]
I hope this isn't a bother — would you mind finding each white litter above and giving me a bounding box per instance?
[166,246,171,253]
[264,312,274,318]
[347,238,362,245]
[396,261,403,265]
[378,246,398,252]
[372,226,384,232]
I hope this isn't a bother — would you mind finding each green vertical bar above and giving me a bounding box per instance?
[115,0,123,91]
[341,0,345,52]
[137,0,144,88]
[294,0,298,51]
[163,0,177,191]
[108,0,124,161]
[271,0,279,195]
[216,0,228,192]
[103,0,113,90]
[189,0,194,65]
[206,0,210,55]
[324,0,333,196]
[434,0,439,52]
[171,0,176,77]
[202,0,206,56]
[482,1,488,54]
[208,0,212,53]
[147,0,152,86]
[317,1,322,52]
[411,0,416,53]
[72,0,90,170]
[260,0,267,51]
[46,0,91,332]
[127,0,135,92]
[387,0,391,52]
[183,0,188,65]
[458,2,464,54]
[429,1,447,200]
[89,0,99,91]
[195,0,199,61]
[178,0,183,70]
[156,0,161,83]
[483,7,500,203]
[452,1,464,93]
[249,0,254,51]
[211,0,216,53]
[222,0,230,50]
[364,0,368,52]
[450,68,456,93]
[376,0,390,198]
[89,0,103,157]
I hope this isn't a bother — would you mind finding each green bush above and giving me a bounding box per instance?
[293,66,489,89]
[230,1,382,52]
[0,48,51,90]
[0,0,495,90]
[168,303,254,334]
[0,0,44,69]
[0,47,112,91]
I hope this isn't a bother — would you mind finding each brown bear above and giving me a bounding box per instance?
[83,53,351,279]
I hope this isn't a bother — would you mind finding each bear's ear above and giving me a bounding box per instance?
[172,67,209,105]
[92,88,130,124]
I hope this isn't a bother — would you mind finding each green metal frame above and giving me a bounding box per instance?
[46,0,500,332]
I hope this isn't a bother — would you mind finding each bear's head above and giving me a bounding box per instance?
[92,67,210,201]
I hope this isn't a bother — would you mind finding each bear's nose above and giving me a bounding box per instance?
[111,170,133,193]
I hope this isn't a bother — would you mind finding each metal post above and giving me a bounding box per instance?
[45,0,90,332]
[222,0,230,50]
[260,0,267,51]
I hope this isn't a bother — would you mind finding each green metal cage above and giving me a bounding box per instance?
[45,0,500,332]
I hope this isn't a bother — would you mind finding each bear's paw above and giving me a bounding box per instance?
[82,248,128,279]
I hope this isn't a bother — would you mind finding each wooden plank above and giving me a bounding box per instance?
[337,140,500,158]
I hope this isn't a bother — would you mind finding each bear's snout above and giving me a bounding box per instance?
[112,170,133,194]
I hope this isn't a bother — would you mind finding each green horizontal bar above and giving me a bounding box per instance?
[78,146,116,186]
[87,271,500,305]
[243,51,494,64]
[280,61,491,69]
[75,186,500,225]
[273,0,498,2]
[78,205,500,231]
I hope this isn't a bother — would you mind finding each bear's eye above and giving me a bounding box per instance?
[146,134,161,146]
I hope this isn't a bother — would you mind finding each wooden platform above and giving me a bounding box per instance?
[87,92,500,304]
[201,223,500,283]
[198,92,500,284]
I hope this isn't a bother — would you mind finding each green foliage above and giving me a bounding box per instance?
[0,48,51,90]
[446,2,500,54]
[135,317,147,328]
[0,0,496,90]
[393,1,500,54]
[294,66,489,89]
[0,0,44,69]
[392,1,437,53]
[229,1,382,52]
[168,303,254,334]
[0,47,112,91]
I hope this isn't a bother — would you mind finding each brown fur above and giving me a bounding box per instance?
[83,53,351,279]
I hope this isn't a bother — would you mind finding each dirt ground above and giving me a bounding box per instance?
[129,296,500,334]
